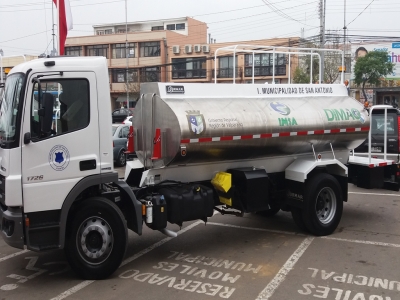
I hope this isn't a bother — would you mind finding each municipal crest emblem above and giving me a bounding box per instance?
[49,145,70,171]
[186,110,205,135]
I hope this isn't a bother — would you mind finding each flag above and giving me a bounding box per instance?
[53,0,73,55]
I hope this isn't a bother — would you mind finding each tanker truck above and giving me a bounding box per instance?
[0,46,396,280]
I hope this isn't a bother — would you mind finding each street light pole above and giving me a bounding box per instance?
[125,0,129,109]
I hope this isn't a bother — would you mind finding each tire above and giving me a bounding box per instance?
[290,207,308,232]
[64,197,127,279]
[115,150,126,167]
[302,173,343,236]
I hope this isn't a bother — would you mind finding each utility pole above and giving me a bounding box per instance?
[319,0,326,82]
[125,0,129,109]
[343,0,347,78]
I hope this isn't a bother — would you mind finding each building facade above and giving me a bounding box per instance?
[167,38,299,84]
[65,17,207,109]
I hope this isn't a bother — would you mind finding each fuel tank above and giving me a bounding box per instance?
[133,83,369,168]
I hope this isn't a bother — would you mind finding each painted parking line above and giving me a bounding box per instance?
[0,249,29,263]
[256,237,314,300]
[49,219,400,300]
[321,236,400,248]
[348,192,400,197]
[49,221,203,300]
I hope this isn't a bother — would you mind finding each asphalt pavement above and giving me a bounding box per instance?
[0,168,399,300]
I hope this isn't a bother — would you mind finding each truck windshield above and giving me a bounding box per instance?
[0,73,24,143]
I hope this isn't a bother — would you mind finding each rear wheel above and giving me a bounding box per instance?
[302,174,343,236]
[115,150,126,167]
[65,197,127,279]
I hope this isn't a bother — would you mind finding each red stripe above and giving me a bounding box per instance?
[199,137,212,143]
[220,136,233,141]
[378,162,387,167]
[279,132,291,137]
[180,127,365,144]
[297,131,308,136]
[369,164,374,168]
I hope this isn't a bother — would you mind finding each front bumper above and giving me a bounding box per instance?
[0,206,25,249]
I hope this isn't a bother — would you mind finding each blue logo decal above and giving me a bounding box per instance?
[186,110,205,135]
[49,145,70,171]
[55,152,64,164]
[269,102,291,115]
[392,42,400,49]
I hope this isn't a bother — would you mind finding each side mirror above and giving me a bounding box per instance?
[40,93,55,137]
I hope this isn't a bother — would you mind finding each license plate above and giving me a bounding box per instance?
[371,147,382,152]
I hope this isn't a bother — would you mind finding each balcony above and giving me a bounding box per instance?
[212,67,242,79]
[244,66,286,77]
[172,69,207,79]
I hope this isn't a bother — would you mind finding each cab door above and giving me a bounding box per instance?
[21,72,100,213]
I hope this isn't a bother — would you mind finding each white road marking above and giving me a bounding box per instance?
[49,221,202,300]
[47,216,400,299]
[255,237,314,300]
[207,222,307,236]
[321,236,400,248]
[348,191,400,197]
[0,249,29,263]
[49,280,94,300]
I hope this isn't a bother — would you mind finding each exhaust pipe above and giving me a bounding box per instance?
[159,228,178,238]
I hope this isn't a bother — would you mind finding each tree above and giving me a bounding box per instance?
[353,51,395,102]
[292,55,320,84]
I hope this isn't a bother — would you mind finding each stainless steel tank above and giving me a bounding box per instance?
[133,83,369,168]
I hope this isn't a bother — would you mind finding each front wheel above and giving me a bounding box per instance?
[302,174,343,236]
[64,197,127,279]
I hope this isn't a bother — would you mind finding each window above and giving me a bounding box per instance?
[111,69,138,83]
[372,115,395,135]
[0,73,23,143]
[96,31,104,35]
[139,41,160,57]
[112,43,135,59]
[30,79,90,139]
[244,53,286,77]
[218,56,238,78]
[141,67,160,82]
[117,29,126,33]
[65,46,82,56]
[104,29,112,34]
[87,45,108,58]
[172,57,206,79]
[152,26,164,31]
[176,23,185,30]
[166,24,175,30]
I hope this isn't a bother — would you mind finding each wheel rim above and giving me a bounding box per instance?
[315,187,337,224]
[76,217,114,265]
[119,152,126,165]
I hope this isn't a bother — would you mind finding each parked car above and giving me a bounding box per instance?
[112,108,133,123]
[354,107,400,157]
[112,124,130,167]
[122,115,133,125]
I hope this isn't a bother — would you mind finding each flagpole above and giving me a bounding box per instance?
[57,0,60,55]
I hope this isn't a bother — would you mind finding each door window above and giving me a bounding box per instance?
[31,79,90,140]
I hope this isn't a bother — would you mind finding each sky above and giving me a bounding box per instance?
[0,0,399,56]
